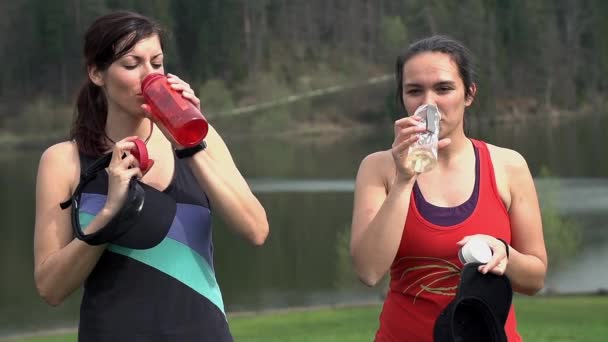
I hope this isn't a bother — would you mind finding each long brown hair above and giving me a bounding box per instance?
[71,11,165,156]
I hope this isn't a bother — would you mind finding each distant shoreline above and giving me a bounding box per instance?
[1,108,602,152]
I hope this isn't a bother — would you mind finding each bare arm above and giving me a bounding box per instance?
[186,125,269,246]
[34,143,108,306]
[350,152,416,286]
[34,140,143,305]
[155,74,268,246]
[503,151,548,294]
[469,149,548,295]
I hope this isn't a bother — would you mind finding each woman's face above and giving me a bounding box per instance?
[401,52,474,139]
[90,34,164,118]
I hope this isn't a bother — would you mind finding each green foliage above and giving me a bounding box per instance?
[248,107,293,133]
[237,72,290,104]
[198,79,235,114]
[537,166,583,266]
[379,16,407,54]
[591,0,608,92]
[4,96,71,135]
[386,90,401,122]
[233,72,293,132]
[333,227,355,290]
[2,0,608,135]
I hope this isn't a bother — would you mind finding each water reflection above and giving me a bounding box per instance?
[545,241,608,293]
[250,179,354,192]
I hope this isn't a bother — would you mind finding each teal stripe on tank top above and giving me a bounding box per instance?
[78,212,225,315]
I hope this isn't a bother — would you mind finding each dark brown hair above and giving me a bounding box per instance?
[71,11,165,156]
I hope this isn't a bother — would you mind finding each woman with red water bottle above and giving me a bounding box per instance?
[33,11,268,341]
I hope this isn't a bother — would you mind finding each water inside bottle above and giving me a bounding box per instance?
[406,104,441,173]
[406,147,437,173]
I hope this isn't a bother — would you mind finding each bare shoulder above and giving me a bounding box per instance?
[35,141,83,264]
[38,141,80,190]
[359,150,393,171]
[40,141,79,168]
[485,143,529,174]
[485,143,533,207]
[357,150,394,188]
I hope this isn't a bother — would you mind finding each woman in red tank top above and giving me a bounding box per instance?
[350,36,547,341]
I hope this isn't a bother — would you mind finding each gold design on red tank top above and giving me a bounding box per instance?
[394,256,462,303]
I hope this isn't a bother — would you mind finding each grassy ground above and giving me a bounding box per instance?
[4,296,608,342]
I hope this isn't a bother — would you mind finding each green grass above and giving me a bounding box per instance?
[5,296,608,342]
[514,296,608,342]
[230,305,381,342]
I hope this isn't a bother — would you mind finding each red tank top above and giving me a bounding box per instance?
[375,139,522,342]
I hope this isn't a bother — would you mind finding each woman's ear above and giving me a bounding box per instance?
[88,65,105,86]
[465,83,477,107]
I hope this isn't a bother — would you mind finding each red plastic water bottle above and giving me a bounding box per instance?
[141,73,208,147]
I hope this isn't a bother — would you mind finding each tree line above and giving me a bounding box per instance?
[1,0,607,133]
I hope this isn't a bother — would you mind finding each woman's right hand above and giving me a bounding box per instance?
[391,116,426,181]
[103,138,144,217]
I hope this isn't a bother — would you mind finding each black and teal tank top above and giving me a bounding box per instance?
[76,152,233,341]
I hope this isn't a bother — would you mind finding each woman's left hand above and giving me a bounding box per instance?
[457,235,509,275]
[166,73,201,111]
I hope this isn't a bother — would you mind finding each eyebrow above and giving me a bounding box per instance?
[123,53,164,60]
[404,80,456,87]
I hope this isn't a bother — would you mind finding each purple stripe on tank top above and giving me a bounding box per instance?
[413,144,480,227]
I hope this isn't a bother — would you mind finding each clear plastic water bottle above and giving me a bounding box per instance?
[405,104,441,173]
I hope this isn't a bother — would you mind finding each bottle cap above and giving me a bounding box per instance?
[129,137,150,172]
[459,237,493,264]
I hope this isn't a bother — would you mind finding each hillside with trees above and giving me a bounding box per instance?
[1,0,606,138]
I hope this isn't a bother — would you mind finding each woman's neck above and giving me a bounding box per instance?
[105,109,151,144]
[437,129,470,166]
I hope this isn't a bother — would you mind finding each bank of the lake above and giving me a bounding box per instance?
[3,295,608,342]
[1,103,603,151]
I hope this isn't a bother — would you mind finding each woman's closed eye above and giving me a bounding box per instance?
[123,62,163,70]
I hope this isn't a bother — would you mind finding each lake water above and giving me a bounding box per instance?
[1,113,607,336]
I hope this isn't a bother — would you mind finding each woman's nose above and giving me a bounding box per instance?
[422,91,436,106]
[141,63,158,80]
